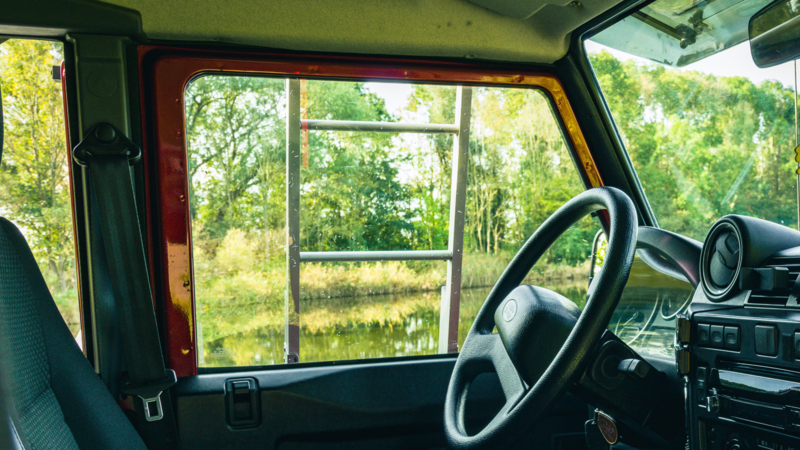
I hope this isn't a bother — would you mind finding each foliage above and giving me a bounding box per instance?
[11,39,800,362]
[0,40,79,336]
[186,77,596,268]
[184,75,601,363]
[590,50,798,240]
[195,228,589,351]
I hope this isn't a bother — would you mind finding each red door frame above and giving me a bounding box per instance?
[138,46,605,377]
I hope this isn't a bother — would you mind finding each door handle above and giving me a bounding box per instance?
[225,378,260,428]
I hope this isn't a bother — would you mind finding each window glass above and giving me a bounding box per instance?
[588,30,798,243]
[615,256,693,359]
[593,236,695,359]
[457,87,599,349]
[586,0,800,357]
[187,77,591,367]
[0,40,80,339]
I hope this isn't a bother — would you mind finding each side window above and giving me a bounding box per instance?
[0,40,80,339]
[186,77,596,367]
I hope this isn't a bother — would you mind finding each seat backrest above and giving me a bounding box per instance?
[0,217,148,450]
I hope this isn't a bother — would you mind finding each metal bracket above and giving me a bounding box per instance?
[140,394,164,422]
[72,122,141,167]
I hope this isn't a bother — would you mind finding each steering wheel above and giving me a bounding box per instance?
[444,187,637,449]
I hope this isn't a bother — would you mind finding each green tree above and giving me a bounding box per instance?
[0,40,77,333]
[186,75,287,257]
[590,50,798,240]
[300,80,413,251]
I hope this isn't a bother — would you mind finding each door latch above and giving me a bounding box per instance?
[225,378,260,428]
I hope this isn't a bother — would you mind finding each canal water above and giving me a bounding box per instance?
[200,284,588,367]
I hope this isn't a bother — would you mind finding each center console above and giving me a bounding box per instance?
[683,216,800,450]
[687,306,800,450]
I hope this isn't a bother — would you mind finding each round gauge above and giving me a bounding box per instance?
[611,292,658,345]
[659,290,692,320]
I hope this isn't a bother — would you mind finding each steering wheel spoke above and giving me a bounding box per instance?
[452,333,527,434]
[488,336,526,405]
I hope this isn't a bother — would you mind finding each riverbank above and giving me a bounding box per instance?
[195,251,590,344]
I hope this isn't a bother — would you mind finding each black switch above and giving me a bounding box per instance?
[794,332,800,360]
[232,381,250,396]
[617,358,650,379]
[232,381,252,420]
[696,366,708,403]
[755,325,778,356]
[724,326,740,351]
[697,323,711,347]
[710,325,725,349]
[789,408,800,431]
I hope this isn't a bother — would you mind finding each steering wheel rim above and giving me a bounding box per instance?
[444,187,637,450]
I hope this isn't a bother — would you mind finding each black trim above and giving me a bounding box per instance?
[0,0,142,39]
[60,38,98,370]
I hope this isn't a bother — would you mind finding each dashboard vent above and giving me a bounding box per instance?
[746,256,800,306]
[747,292,789,306]
[764,257,800,284]
[701,221,743,301]
[708,231,740,289]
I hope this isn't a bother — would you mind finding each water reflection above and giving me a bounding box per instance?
[201,285,587,367]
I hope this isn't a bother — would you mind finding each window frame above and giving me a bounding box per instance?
[138,47,604,376]
[569,0,660,229]
[58,61,88,352]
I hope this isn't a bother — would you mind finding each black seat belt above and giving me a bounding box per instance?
[73,123,179,450]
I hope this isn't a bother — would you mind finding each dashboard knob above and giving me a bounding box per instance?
[726,436,743,450]
[706,388,720,413]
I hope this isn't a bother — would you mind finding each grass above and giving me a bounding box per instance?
[194,229,590,344]
[40,227,592,350]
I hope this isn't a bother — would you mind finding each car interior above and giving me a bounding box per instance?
[4,0,800,449]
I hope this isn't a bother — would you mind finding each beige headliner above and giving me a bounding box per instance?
[99,0,621,63]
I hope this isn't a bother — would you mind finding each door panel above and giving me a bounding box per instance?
[175,358,588,449]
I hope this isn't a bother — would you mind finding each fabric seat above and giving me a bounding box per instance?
[0,217,147,450]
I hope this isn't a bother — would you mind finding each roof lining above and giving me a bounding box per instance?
[97,0,624,64]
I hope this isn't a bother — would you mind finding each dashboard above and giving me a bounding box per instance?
[678,215,800,450]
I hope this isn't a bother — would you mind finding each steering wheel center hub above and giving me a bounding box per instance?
[495,286,581,385]
[502,299,518,322]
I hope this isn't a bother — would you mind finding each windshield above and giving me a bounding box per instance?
[591,0,773,66]
[586,1,799,242]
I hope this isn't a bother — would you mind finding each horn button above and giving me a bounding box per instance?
[494,285,581,385]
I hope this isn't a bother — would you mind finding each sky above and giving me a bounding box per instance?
[364,82,414,115]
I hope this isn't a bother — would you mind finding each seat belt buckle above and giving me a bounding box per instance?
[140,393,165,422]
[120,369,177,422]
